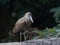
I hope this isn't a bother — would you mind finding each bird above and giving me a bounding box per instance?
[12,12,34,35]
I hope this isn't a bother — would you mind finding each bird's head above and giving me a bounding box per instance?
[24,12,34,23]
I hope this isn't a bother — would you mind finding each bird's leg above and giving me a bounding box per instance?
[23,32,26,41]
[20,32,22,42]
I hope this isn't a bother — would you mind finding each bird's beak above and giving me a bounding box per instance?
[29,15,34,23]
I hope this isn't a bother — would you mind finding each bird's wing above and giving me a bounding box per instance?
[12,18,27,34]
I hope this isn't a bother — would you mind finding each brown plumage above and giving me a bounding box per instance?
[12,12,34,34]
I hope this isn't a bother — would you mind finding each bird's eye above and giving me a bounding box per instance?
[28,14,31,15]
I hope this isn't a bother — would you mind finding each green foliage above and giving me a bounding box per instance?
[46,28,56,35]
[31,27,59,39]
[50,7,60,23]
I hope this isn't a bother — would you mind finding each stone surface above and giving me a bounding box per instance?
[1,38,60,45]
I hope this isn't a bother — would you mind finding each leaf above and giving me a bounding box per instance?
[50,7,60,23]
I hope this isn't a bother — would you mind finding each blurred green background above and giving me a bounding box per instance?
[0,0,60,42]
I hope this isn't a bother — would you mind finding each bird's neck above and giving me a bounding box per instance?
[24,15,30,19]
[23,15,31,23]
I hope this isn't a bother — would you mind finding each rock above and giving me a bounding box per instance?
[1,38,60,45]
